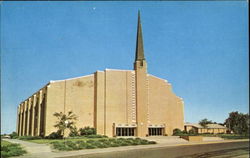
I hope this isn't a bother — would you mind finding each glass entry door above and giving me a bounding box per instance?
[148,128,164,136]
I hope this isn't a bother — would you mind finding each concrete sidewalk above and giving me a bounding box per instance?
[202,136,224,141]
[3,139,54,158]
[4,139,52,153]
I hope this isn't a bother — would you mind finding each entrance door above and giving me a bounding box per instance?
[116,127,136,136]
[148,128,164,136]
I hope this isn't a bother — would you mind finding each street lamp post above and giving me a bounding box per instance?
[64,120,69,146]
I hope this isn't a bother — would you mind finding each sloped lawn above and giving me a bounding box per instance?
[198,134,249,139]
[25,135,108,144]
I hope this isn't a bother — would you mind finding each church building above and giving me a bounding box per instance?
[16,12,184,137]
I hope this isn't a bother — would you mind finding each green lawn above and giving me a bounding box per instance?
[1,140,12,146]
[198,134,249,139]
[1,140,27,158]
[218,134,249,139]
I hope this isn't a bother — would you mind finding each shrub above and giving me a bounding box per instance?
[102,140,111,146]
[78,141,86,149]
[114,139,123,145]
[148,141,157,144]
[86,140,95,144]
[173,128,182,136]
[79,127,96,136]
[54,143,70,151]
[85,143,96,149]
[69,127,79,137]
[108,138,116,142]
[50,142,64,149]
[118,138,126,141]
[188,128,196,135]
[182,130,188,134]
[131,141,139,145]
[45,131,63,139]
[18,136,42,140]
[124,139,133,145]
[90,140,101,146]
[65,141,80,150]
[95,142,108,148]
[50,137,157,151]
[98,138,108,142]
[9,132,18,139]
[110,142,119,147]
[121,142,130,146]
[50,141,80,151]
[140,139,149,145]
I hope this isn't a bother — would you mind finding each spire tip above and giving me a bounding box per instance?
[135,11,145,62]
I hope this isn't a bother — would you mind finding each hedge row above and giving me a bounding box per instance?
[50,138,156,151]
[18,136,43,140]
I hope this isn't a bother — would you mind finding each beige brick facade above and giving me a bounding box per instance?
[16,12,184,137]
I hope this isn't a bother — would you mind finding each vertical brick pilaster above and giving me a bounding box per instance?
[26,99,31,135]
[37,90,42,136]
[31,95,36,136]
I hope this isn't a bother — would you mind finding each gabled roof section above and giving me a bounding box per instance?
[50,74,94,83]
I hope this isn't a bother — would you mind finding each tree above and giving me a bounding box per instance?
[172,128,182,136]
[9,132,18,139]
[188,128,196,135]
[53,111,77,138]
[199,118,213,128]
[224,111,249,135]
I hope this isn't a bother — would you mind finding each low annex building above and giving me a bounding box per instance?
[16,12,184,137]
[184,123,227,134]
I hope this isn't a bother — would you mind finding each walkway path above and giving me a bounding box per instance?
[143,136,188,144]
[3,139,54,158]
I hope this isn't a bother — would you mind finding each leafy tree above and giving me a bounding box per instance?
[172,128,182,136]
[45,131,63,139]
[9,132,18,139]
[182,130,188,134]
[199,118,213,128]
[53,111,77,138]
[188,128,196,135]
[218,123,225,126]
[224,111,249,135]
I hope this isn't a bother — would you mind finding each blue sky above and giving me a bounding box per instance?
[1,1,248,134]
